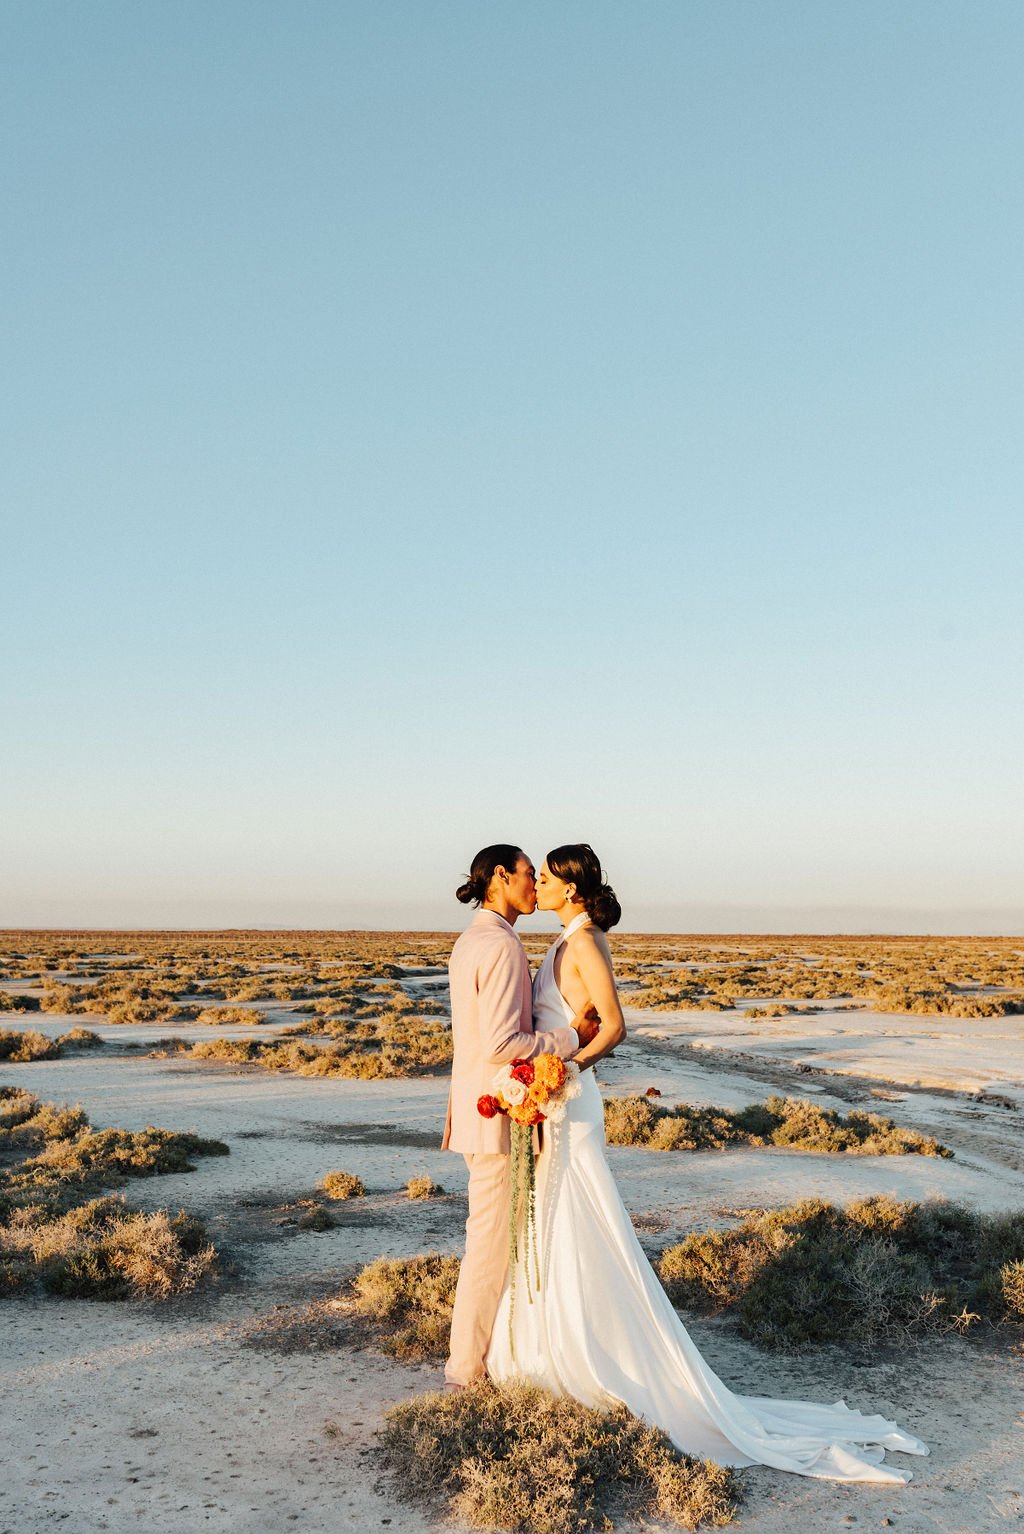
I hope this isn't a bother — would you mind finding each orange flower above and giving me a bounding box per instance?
[508,1099,544,1126]
[533,1055,566,1093]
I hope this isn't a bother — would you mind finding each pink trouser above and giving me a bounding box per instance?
[445,1152,511,1386]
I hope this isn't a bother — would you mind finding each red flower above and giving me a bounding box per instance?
[510,1059,535,1086]
[477,1094,502,1119]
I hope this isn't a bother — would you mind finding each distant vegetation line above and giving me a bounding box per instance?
[1,927,1022,939]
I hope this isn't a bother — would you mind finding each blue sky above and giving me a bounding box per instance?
[2,2,1022,932]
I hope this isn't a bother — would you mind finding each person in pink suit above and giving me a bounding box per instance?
[442,843,599,1388]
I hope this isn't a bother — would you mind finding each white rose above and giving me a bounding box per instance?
[503,1078,528,1107]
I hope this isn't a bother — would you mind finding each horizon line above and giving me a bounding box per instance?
[2,926,1022,941]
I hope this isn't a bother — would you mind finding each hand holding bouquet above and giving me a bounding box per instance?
[477,1055,582,1347]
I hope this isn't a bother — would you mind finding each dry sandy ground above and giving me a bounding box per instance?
[3,1009,1024,1533]
[627,1000,1024,1101]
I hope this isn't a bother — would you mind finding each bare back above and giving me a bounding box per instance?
[553,923,615,1013]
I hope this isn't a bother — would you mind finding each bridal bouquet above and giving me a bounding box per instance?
[477,1057,582,1341]
[477,1053,582,1128]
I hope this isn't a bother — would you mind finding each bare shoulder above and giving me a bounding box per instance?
[565,924,613,965]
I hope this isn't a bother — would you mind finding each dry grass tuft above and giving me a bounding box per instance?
[296,1204,336,1232]
[1,1195,216,1299]
[194,1006,268,1027]
[0,992,39,1013]
[871,983,1024,1017]
[604,1094,951,1157]
[0,1029,61,1062]
[0,1091,224,1301]
[406,1176,445,1199]
[377,1380,738,1532]
[57,1027,104,1049]
[0,1090,89,1149]
[183,1011,451,1080]
[657,1196,1024,1349]
[1001,1259,1024,1320]
[320,1170,364,1200]
[10,1125,229,1200]
[351,1251,459,1359]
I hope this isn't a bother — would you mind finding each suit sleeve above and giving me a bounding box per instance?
[477,942,578,1064]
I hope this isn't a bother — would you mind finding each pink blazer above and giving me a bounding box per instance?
[442,910,579,1155]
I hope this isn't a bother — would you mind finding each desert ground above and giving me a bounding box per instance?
[2,931,1023,1534]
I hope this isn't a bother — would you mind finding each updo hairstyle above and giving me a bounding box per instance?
[456,844,525,907]
[545,843,621,930]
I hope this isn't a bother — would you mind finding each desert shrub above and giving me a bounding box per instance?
[189,1037,267,1063]
[406,1176,444,1199]
[0,992,39,1013]
[351,1252,460,1359]
[320,1170,364,1200]
[0,1092,89,1148]
[105,1000,181,1026]
[1,1100,228,1204]
[12,1124,229,1191]
[871,984,1024,1017]
[378,1381,737,1533]
[946,994,1024,1017]
[0,1085,42,1132]
[1000,1259,1024,1320]
[58,1027,104,1048]
[194,1007,268,1027]
[604,1095,950,1157]
[296,1204,335,1232]
[39,983,83,1014]
[624,984,704,1010]
[657,1197,1024,1349]
[182,1012,451,1080]
[0,1091,224,1301]
[0,1195,216,1299]
[0,1028,61,1062]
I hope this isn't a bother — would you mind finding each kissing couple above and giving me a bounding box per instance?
[441,841,929,1485]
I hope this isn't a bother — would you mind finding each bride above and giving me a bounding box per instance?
[485,843,928,1485]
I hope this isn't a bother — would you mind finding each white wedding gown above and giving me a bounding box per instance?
[486,914,929,1484]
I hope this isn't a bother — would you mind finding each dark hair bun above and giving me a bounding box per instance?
[545,843,622,930]
[455,844,524,908]
[585,881,622,932]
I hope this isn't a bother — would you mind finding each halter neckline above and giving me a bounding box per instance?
[556,911,593,945]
